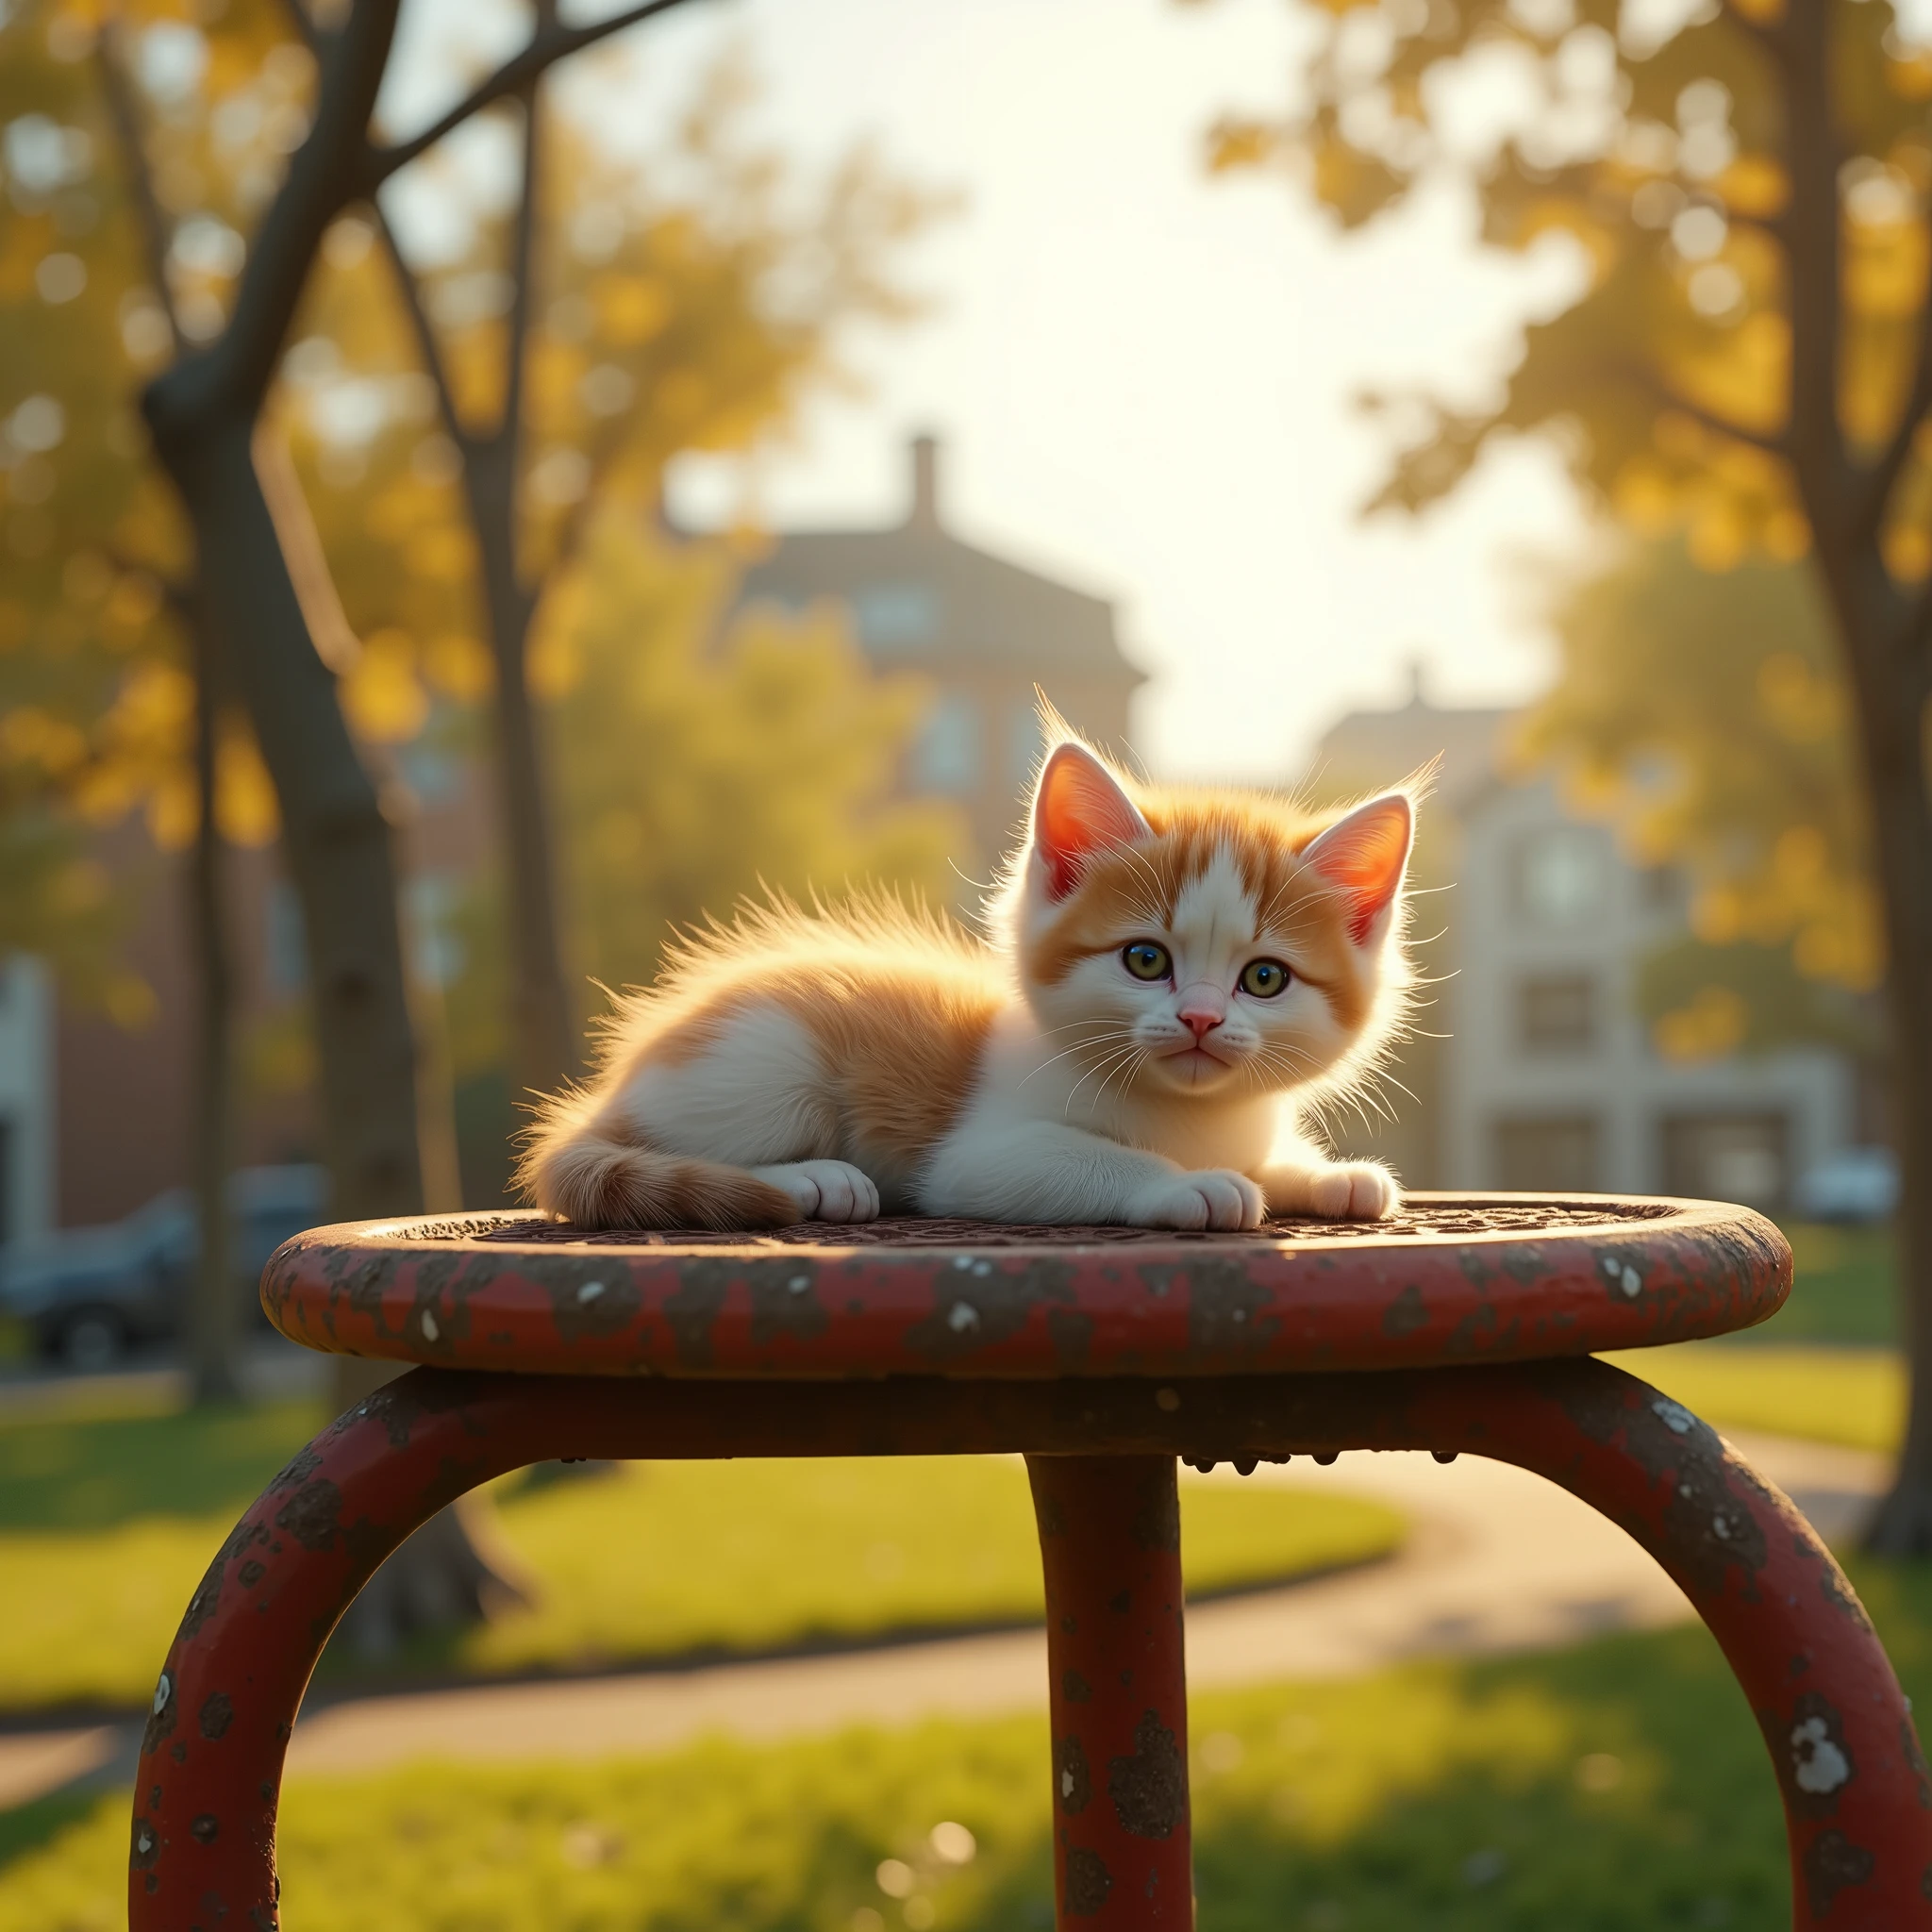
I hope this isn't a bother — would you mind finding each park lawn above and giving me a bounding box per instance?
[24,1559,1932,1930]
[1598,1342,1904,1455]
[0,1393,1402,1710]
[1594,1219,1904,1455]
[1750,1222,1896,1347]
[458,1457,1403,1679]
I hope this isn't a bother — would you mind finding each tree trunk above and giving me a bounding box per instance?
[1852,669,1932,1551]
[470,441,576,1104]
[146,411,425,1222]
[187,605,240,1406]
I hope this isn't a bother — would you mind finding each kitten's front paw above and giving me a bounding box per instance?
[751,1160,881,1224]
[1132,1169,1265,1232]
[1274,1161,1399,1221]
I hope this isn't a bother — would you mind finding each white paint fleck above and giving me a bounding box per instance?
[1060,1770,1074,1797]
[1712,1515,1731,1540]
[1602,1257,1622,1279]
[1619,1265,1642,1299]
[576,1279,606,1305]
[1791,1716,1852,1794]
[973,1260,993,1277]
[948,1301,981,1334]
[136,1827,154,1855]
[953,1256,974,1270]
[152,1674,171,1715]
[1652,1399,1697,1435]
[420,1309,440,1341]
[787,1274,811,1295]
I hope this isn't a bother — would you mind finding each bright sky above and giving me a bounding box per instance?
[393,0,1594,781]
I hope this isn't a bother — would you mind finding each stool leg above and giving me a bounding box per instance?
[1410,1359,1932,1930]
[1027,1454,1193,1930]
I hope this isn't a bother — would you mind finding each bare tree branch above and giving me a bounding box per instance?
[372,201,472,452]
[495,91,541,463]
[95,25,184,352]
[147,0,405,436]
[1625,366,1790,460]
[360,0,700,190]
[1857,314,1932,544]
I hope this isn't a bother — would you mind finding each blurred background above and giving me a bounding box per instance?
[3,0,1930,1924]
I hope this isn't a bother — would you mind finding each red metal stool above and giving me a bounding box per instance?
[129,1195,1931,1929]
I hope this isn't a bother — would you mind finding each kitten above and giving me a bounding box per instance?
[519,735,1415,1232]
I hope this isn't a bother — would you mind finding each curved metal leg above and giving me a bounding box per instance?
[1434,1359,1932,1928]
[129,1360,1932,1930]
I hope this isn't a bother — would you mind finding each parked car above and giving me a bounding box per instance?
[0,1164,328,1371]
[1792,1148,1899,1225]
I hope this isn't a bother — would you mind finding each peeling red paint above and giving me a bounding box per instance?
[131,1196,1930,1931]
[258,1195,1789,1380]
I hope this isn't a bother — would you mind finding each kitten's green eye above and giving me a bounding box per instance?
[1240,958,1291,998]
[1122,941,1172,983]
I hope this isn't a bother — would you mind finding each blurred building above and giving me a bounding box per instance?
[736,434,1145,866]
[1309,672,1857,1209]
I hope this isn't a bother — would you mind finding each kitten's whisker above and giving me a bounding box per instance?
[1064,1042,1145,1115]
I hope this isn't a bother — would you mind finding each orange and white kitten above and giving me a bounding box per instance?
[520,737,1415,1232]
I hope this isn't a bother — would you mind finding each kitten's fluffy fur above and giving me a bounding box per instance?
[519,734,1417,1232]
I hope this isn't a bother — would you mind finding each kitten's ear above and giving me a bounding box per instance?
[1303,794,1413,944]
[1031,742,1152,899]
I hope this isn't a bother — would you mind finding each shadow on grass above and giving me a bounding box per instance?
[0,1401,324,1531]
[0,1793,98,1877]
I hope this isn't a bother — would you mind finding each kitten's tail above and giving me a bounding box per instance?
[518,1124,799,1232]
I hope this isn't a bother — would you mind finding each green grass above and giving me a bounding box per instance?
[1747,1222,1897,1348]
[0,1392,1402,1711]
[456,1458,1403,1681]
[1600,1343,1904,1454]
[21,1558,1932,1930]
[1594,1220,1904,1455]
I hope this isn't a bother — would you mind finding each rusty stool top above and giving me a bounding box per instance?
[260,1191,1789,1379]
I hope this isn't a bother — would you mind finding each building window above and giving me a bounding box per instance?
[1518,973,1595,1053]
[912,694,981,794]
[1662,1113,1788,1208]
[1494,1115,1600,1193]
[1512,825,1607,927]
[854,582,939,655]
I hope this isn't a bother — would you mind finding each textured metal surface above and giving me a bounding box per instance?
[259,1193,1790,1377]
[1028,1457,1192,1925]
[132,1357,1930,1930]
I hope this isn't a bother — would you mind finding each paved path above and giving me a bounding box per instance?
[0,1430,1889,1806]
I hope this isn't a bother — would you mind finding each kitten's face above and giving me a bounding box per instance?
[1012,744,1411,1105]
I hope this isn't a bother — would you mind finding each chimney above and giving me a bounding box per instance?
[908,432,941,531]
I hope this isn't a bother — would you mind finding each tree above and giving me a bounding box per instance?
[6,0,701,1635]
[291,62,941,1103]
[1205,0,1932,1548]
[1524,534,1882,1060]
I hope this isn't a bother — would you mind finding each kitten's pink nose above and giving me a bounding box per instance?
[1176,990,1225,1039]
